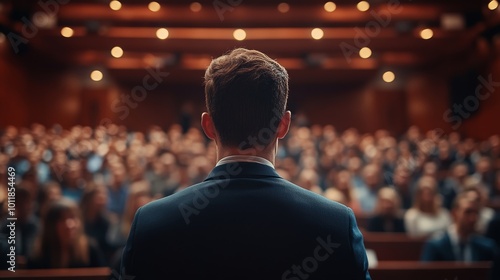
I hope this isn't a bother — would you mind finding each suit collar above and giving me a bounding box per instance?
[204,162,282,181]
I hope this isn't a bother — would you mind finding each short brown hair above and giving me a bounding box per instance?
[204,48,289,149]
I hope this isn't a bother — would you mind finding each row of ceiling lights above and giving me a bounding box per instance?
[89,68,396,83]
[106,1,368,13]
[62,0,499,84]
[59,26,435,40]
[106,1,500,13]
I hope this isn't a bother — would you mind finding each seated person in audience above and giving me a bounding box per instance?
[357,164,383,214]
[405,176,451,238]
[470,156,495,194]
[80,183,113,262]
[0,185,39,262]
[489,170,500,208]
[391,164,413,210]
[421,192,497,262]
[324,169,361,215]
[367,187,406,233]
[28,199,105,269]
[37,181,62,218]
[441,162,469,209]
[461,184,494,234]
[106,163,130,220]
[60,160,86,202]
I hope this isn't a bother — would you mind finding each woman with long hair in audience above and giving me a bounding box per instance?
[28,199,105,268]
[367,187,405,233]
[80,182,113,262]
[404,176,451,238]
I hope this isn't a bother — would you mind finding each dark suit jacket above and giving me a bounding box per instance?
[121,162,371,279]
[421,230,497,262]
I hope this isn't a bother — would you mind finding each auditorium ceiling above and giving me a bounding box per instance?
[0,0,497,85]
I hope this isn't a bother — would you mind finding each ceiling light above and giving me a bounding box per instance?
[111,46,123,58]
[156,28,169,39]
[357,1,369,12]
[148,2,161,12]
[420,28,433,40]
[233,29,246,41]
[61,27,74,38]
[359,47,372,58]
[488,0,499,10]
[383,71,395,83]
[311,28,324,40]
[91,70,103,82]
[190,2,202,12]
[110,0,122,11]
[277,3,290,13]
[324,2,336,12]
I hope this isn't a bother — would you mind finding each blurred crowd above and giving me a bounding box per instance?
[1,122,500,270]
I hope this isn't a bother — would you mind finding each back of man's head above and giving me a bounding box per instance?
[204,48,289,150]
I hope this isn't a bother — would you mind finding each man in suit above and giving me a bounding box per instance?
[121,48,371,280]
[421,191,497,262]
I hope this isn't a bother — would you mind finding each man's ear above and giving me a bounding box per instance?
[201,112,217,140]
[277,111,292,140]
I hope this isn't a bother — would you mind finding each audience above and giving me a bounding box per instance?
[1,122,499,269]
[367,187,406,233]
[421,192,497,262]
[28,199,105,268]
[404,176,452,238]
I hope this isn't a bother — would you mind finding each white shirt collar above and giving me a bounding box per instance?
[216,155,274,168]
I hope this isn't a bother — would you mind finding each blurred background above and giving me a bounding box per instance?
[0,0,499,137]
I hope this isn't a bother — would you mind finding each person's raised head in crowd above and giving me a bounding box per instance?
[1,184,39,260]
[441,161,470,209]
[461,184,494,234]
[357,163,382,214]
[120,48,371,279]
[367,187,405,233]
[391,164,413,209]
[405,176,451,238]
[80,182,112,260]
[29,198,105,269]
[421,191,497,262]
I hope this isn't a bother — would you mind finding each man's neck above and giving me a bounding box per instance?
[216,145,276,166]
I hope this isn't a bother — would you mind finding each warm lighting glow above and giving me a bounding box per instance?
[359,47,372,58]
[324,2,336,12]
[61,27,74,38]
[357,1,370,12]
[277,3,290,13]
[420,28,433,40]
[488,0,498,10]
[156,28,169,39]
[90,70,103,82]
[0,33,5,44]
[383,71,395,83]
[190,2,202,12]
[110,0,122,11]
[233,29,246,41]
[311,28,324,40]
[148,2,161,12]
[111,46,123,58]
